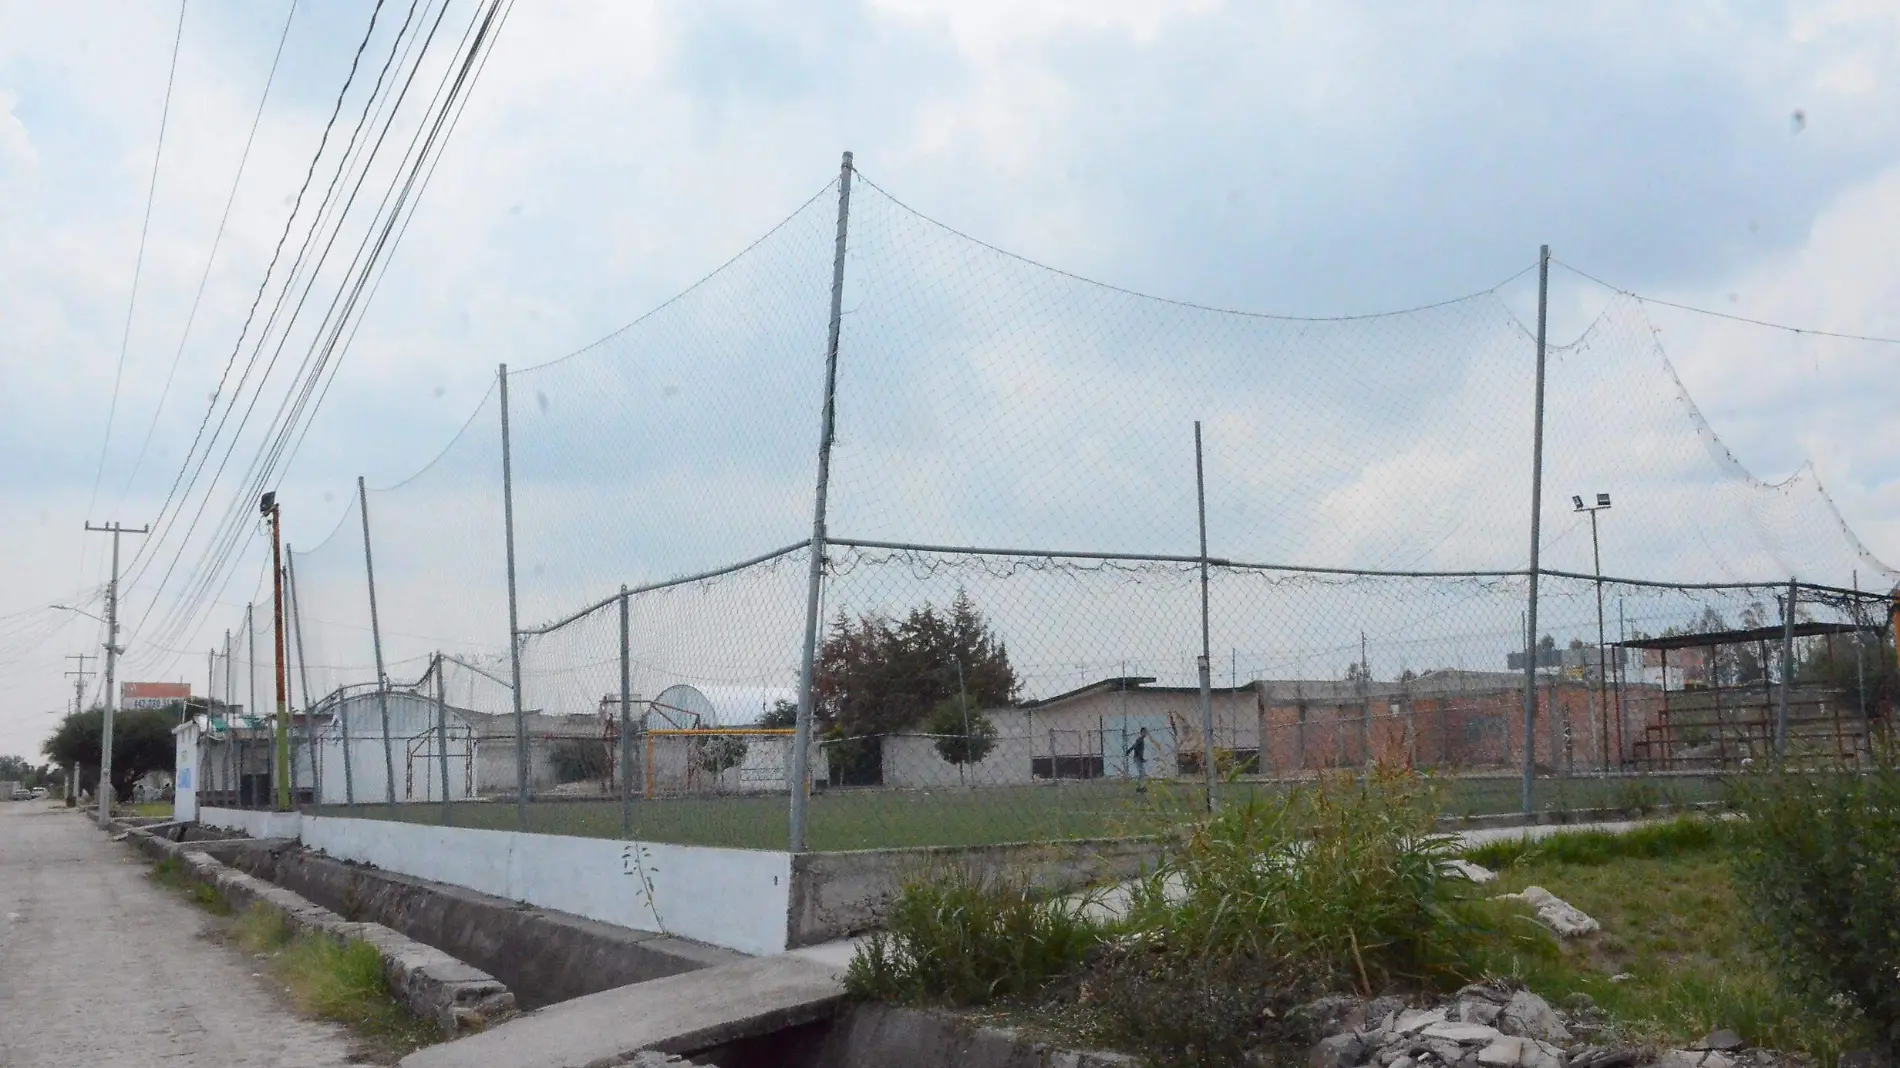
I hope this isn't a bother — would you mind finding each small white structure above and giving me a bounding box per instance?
[312,690,479,804]
[175,709,320,815]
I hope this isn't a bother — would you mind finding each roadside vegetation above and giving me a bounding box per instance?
[849,761,1895,1068]
[147,855,437,1063]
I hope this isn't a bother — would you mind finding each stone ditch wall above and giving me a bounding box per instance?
[107,818,516,1034]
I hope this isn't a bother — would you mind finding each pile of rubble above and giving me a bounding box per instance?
[1299,983,1785,1068]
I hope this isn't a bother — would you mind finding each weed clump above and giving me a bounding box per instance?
[1087,769,1487,1064]
[845,867,1105,1005]
[1463,816,1724,871]
[1726,752,1900,1057]
[849,768,1499,1067]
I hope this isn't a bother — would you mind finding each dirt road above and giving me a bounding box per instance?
[0,800,356,1067]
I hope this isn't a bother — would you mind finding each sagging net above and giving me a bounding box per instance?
[181,164,1894,851]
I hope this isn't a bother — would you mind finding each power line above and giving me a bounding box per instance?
[1553,258,1900,346]
[120,0,400,608]
[115,0,301,507]
[134,0,511,671]
[134,0,467,655]
[84,0,188,550]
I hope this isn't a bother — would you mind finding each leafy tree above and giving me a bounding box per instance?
[1344,662,1370,684]
[0,755,52,787]
[929,697,997,767]
[42,705,178,802]
[760,698,799,730]
[695,734,749,778]
[815,589,1017,738]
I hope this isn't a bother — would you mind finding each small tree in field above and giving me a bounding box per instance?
[930,697,997,769]
[695,734,749,780]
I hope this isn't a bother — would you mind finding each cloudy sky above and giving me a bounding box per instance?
[4,0,1900,760]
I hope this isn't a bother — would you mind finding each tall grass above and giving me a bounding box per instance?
[1726,754,1900,1057]
[847,769,1507,1067]
[845,867,1107,1005]
[229,903,439,1052]
[1463,816,1724,870]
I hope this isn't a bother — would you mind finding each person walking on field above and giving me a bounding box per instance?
[1125,727,1150,793]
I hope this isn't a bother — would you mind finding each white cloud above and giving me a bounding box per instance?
[6,0,1900,760]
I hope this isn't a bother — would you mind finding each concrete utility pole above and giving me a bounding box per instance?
[83,521,148,821]
[64,654,95,717]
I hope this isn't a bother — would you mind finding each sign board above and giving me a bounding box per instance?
[122,682,191,710]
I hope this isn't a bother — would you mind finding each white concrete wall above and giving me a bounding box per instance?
[301,816,793,956]
[198,807,304,839]
[317,735,474,805]
[880,733,1037,788]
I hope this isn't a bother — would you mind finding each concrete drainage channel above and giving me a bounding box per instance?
[105,817,1139,1067]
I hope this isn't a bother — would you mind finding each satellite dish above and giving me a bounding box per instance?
[651,684,715,729]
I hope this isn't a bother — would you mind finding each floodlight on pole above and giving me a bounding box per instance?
[1573,492,1614,772]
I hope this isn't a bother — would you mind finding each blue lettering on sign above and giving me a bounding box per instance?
[178,767,193,789]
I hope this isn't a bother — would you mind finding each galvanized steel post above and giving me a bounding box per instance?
[500,363,529,830]
[1195,421,1217,813]
[619,586,633,839]
[359,476,396,806]
[1521,245,1551,815]
[789,151,854,853]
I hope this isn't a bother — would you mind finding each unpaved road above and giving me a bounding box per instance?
[0,801,356,1067]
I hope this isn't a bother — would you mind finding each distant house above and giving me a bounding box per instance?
[859,669,1653,788]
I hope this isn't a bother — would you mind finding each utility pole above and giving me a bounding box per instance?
[83,521,148,821]
[262,492,291,811]
[64,654,95,716]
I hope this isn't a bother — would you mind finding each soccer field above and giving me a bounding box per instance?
[310,771,1727,852]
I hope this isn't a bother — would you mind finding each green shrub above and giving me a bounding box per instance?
[1726,756,1900,1056]
[845,866,1106,1005]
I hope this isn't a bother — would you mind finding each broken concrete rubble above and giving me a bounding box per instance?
[1501,885,1601,938]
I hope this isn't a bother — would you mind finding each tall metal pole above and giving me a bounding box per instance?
[1195,421,1217,813]
[359,476,396,806]
[223,628,232,804]
[500,363,529,830]
[84,521,146,820]
[1615,597,1628,768]
[266,497,292,811]
[789,150,854,853]
[1777,578,1796,760]
[1590,510,1609,774]
[1853,570,1868,723]
[1520,245,1551,815]
[619,586,633,838]
[436,652,451,825]
[246,601,256,805]
[286,547,321,808]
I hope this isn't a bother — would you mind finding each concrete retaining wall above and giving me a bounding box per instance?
[224,845,743,1009]
[786,837,1164,947]
[302,815,794,956]
[198,806,303,839]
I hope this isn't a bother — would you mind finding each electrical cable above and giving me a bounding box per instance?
[85,0,188,525]
[133,0,510,673]
[114,0,301,507]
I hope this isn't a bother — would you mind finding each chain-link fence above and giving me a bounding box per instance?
[189,157,1899,857]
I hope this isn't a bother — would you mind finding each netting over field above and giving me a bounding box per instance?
[181,161,1895,852]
